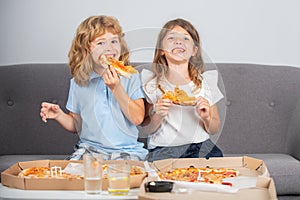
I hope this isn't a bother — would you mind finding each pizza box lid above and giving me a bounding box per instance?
[1,159,146,190]
[138,156,277,200]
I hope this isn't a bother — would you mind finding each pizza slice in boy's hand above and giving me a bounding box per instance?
[100,55,138,79]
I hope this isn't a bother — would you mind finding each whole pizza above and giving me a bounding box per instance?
[158,166,239,186]
[18,166,83,180]
[18,164,146,180]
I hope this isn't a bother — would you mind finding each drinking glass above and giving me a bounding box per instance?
[107,160,131,196]
[83,153,103,194]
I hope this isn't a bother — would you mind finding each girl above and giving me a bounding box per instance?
[40,15,148,160]
[141,18,224,161]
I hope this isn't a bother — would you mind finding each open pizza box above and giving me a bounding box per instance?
[138,156,277,200]
[1,159,147,190]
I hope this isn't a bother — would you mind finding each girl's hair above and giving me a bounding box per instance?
[68,15,130,86]
[152,18,205,89]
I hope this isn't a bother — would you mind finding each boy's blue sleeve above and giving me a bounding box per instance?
[66,79,80,114]
[128,73,145,100]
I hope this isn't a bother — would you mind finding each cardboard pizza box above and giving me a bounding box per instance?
[138,156,277,200]
[1,159,146,190]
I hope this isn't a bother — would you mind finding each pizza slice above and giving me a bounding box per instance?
[100,55,138,79]
[202,173,223,184]
[18,167,51,178]
[130,165,146,176]
[213,168,239,178]
[160,85,196,106]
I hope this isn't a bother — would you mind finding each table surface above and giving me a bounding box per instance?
[0,184,139,200]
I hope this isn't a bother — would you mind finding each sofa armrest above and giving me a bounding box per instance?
[287,98,300,160]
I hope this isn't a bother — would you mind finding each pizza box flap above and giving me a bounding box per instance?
[269,178,278,199]
[256,176,277,196]
[243,156,263,170]
[255,176,277,199]
[243,156,269,177]
[1,162,26,189]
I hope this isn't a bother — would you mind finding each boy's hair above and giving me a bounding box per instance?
[68,15,129,86]
[152,18,205,89]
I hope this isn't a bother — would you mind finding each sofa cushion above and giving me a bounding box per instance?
[0,64,78,156]
[225,154,300,195]
[277,196,300,200]
[217,64,300,155]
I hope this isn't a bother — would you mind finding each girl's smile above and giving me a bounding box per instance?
[172,47,185,55]
[162,25,197,63]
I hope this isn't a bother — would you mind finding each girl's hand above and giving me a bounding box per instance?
[40,102,62,123]
[103,65,120,91]
[155,98,173,118]
[195,96,211,120]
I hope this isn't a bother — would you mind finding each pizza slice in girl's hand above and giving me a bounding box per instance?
[160,85,196,106]
[100,55,138,79]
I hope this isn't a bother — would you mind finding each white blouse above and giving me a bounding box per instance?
[141,69,224,149]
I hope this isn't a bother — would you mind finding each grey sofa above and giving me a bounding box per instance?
[0,63,299,199]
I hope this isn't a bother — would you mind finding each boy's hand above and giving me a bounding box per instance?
[40,102,61,123]
[103,65,121,91]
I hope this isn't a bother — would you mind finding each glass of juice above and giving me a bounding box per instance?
[107,161,130,196]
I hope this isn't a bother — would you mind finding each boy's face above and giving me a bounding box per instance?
[90,31,121,66]
[162,25,197,63]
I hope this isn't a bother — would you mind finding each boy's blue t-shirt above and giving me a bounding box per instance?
[66,72,148,160]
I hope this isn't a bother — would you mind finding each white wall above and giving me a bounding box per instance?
[0,0,299,67]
